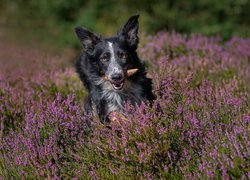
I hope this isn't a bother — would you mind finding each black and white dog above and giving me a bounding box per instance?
[75,15,155,123]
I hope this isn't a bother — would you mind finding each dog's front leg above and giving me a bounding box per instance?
[83,95,93,113]
[95,100,110,124]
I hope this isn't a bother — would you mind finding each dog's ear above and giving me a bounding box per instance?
[118,15,139,50]
[75,27,100,51]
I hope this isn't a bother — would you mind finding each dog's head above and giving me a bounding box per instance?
[75,15,140,91]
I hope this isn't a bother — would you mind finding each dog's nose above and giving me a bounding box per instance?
[111,73,123,82]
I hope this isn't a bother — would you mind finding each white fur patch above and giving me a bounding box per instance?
[108,42,115,63]
[94,77,145,115]
[107,42,122,75]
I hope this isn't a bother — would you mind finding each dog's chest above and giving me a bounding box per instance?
[101,80,145,115]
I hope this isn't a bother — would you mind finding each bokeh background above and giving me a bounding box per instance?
[0,1,250,178]
[0,0,249,49]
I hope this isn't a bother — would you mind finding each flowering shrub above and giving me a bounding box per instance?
[0,32,249,179]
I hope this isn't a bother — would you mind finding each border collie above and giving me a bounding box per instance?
[75,15,155,123]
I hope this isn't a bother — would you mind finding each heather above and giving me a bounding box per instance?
[0,33,249,179]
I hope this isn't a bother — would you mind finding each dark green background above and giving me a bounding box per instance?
[0,0,249,47]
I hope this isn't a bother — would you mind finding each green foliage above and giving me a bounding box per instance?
[0,0,249,47]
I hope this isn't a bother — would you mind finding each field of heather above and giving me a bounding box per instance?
[0,32,249,179]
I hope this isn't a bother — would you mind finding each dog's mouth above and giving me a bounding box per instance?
[103,68,138,91]
[111,81,124,90]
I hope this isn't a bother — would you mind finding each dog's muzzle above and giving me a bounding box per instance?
[110,73,124,90]
[103,69,138,90]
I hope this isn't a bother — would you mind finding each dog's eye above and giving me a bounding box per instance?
[118,52,128,59]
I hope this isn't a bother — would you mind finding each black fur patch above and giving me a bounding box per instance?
[75,15,155,123]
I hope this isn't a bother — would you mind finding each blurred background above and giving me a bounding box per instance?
[0,0,249,50]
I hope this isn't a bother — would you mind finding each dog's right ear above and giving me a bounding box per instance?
[75,27,100,51]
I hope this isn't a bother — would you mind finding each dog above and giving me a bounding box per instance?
[75,15,155,123]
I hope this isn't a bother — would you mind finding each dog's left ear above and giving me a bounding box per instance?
[118,15,139,50]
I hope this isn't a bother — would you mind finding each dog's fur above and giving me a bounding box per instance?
[75,15,155,123]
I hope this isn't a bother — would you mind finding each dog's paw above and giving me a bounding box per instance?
[109,111,127,123]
